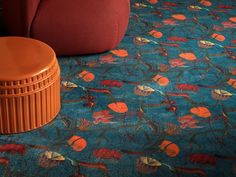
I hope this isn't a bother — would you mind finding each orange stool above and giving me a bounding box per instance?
[0,37,61,134]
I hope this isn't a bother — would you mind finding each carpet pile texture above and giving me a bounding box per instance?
[0,0,236,177]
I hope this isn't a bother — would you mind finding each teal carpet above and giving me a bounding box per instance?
[1,0,236,176]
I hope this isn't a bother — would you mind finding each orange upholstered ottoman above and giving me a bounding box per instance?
[0,37,60,134]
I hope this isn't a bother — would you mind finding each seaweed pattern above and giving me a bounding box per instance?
[0,0,236,177]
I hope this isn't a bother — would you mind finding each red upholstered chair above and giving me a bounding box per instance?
[2,0,130,56]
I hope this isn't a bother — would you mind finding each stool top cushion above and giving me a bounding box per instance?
[0,37,56,81]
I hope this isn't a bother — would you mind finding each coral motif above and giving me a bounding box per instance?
[1,0,236,176]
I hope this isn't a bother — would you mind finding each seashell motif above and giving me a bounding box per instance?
[136,157,161,174]
[133,37,151,45]
[133,3,147,9]
[134,85,155,96]
[38,151,65,168]
[61,81,78,91]
[211,89,232,101]
[188,5,202,11]
[198,40,215,48]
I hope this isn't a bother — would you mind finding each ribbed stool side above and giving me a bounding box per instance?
[0,66,60,134]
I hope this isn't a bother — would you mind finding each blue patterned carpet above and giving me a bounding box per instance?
[1,0,236,176]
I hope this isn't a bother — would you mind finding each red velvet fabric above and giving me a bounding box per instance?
[3,0,130,56]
